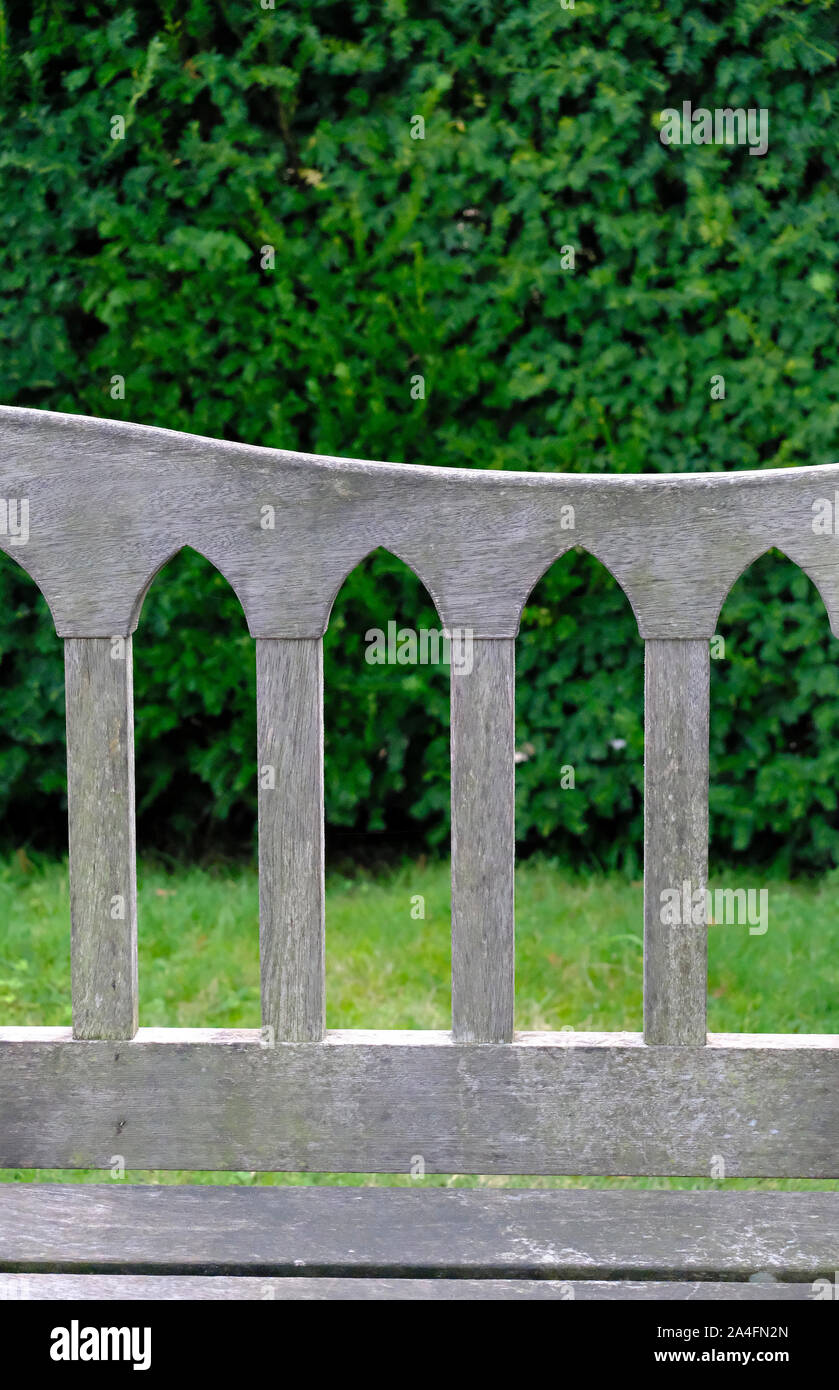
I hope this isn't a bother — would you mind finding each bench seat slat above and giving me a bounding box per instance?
[0,1187,836,1280]
[0,1273,816,1301]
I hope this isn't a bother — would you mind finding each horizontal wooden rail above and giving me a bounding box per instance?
[1,1030,837,1176]
[2,407,839,644]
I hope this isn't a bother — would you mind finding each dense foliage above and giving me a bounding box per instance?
[1,0,838,869]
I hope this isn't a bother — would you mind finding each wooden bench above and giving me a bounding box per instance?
[0,406,837,1301]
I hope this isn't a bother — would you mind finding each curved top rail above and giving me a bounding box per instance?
[1,406,838,638]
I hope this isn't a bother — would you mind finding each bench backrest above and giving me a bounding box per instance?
[1,405,837,1179]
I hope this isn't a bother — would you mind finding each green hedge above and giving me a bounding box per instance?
[1,0,838,870]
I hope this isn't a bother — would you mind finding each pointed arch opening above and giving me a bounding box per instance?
[0,548,69,1024]
[323,546,451,1029]
[708,548,839,1034]
[133,545,258,1028]
[514,546,644,1032]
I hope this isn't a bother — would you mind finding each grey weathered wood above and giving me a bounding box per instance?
[450,637,515,1042]
[64,637,138,1040]
[0,1186,836,1279]
[0,1274,817,1300]
[1,1030,838,1175]
[3,406,839,644]
[257,638,325,1042]
[5,406,839,1297]
[644,639,709,1045]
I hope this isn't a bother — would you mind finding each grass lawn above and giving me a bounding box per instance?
[1,852,837,1191]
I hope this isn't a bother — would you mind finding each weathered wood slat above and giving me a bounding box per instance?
[64,637,138,1040]
[450,637,515,1041]
[644,639,709,1045]
[0,1273,816,1300]
[257,638,325,1042]
[0,1186,836,1279]
[1,1031,838,1175]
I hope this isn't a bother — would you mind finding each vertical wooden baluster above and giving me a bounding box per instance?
[643,638,709,1045]
[257,637,325,1042]
[450,635,515,1042]
[65,636,138,1039]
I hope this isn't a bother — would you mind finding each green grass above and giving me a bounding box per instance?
[2,852,838,1191]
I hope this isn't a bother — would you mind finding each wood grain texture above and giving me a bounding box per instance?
[0,1273,815,1300]
[64,637,138,1040]
[644,640,709,1046]
[1,1031,838,1175]
[5,407,838,1248]
[3,407,839,641]
[0,1186,836,1279]
[451,638,515,1041]
[257,639,325,1042]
